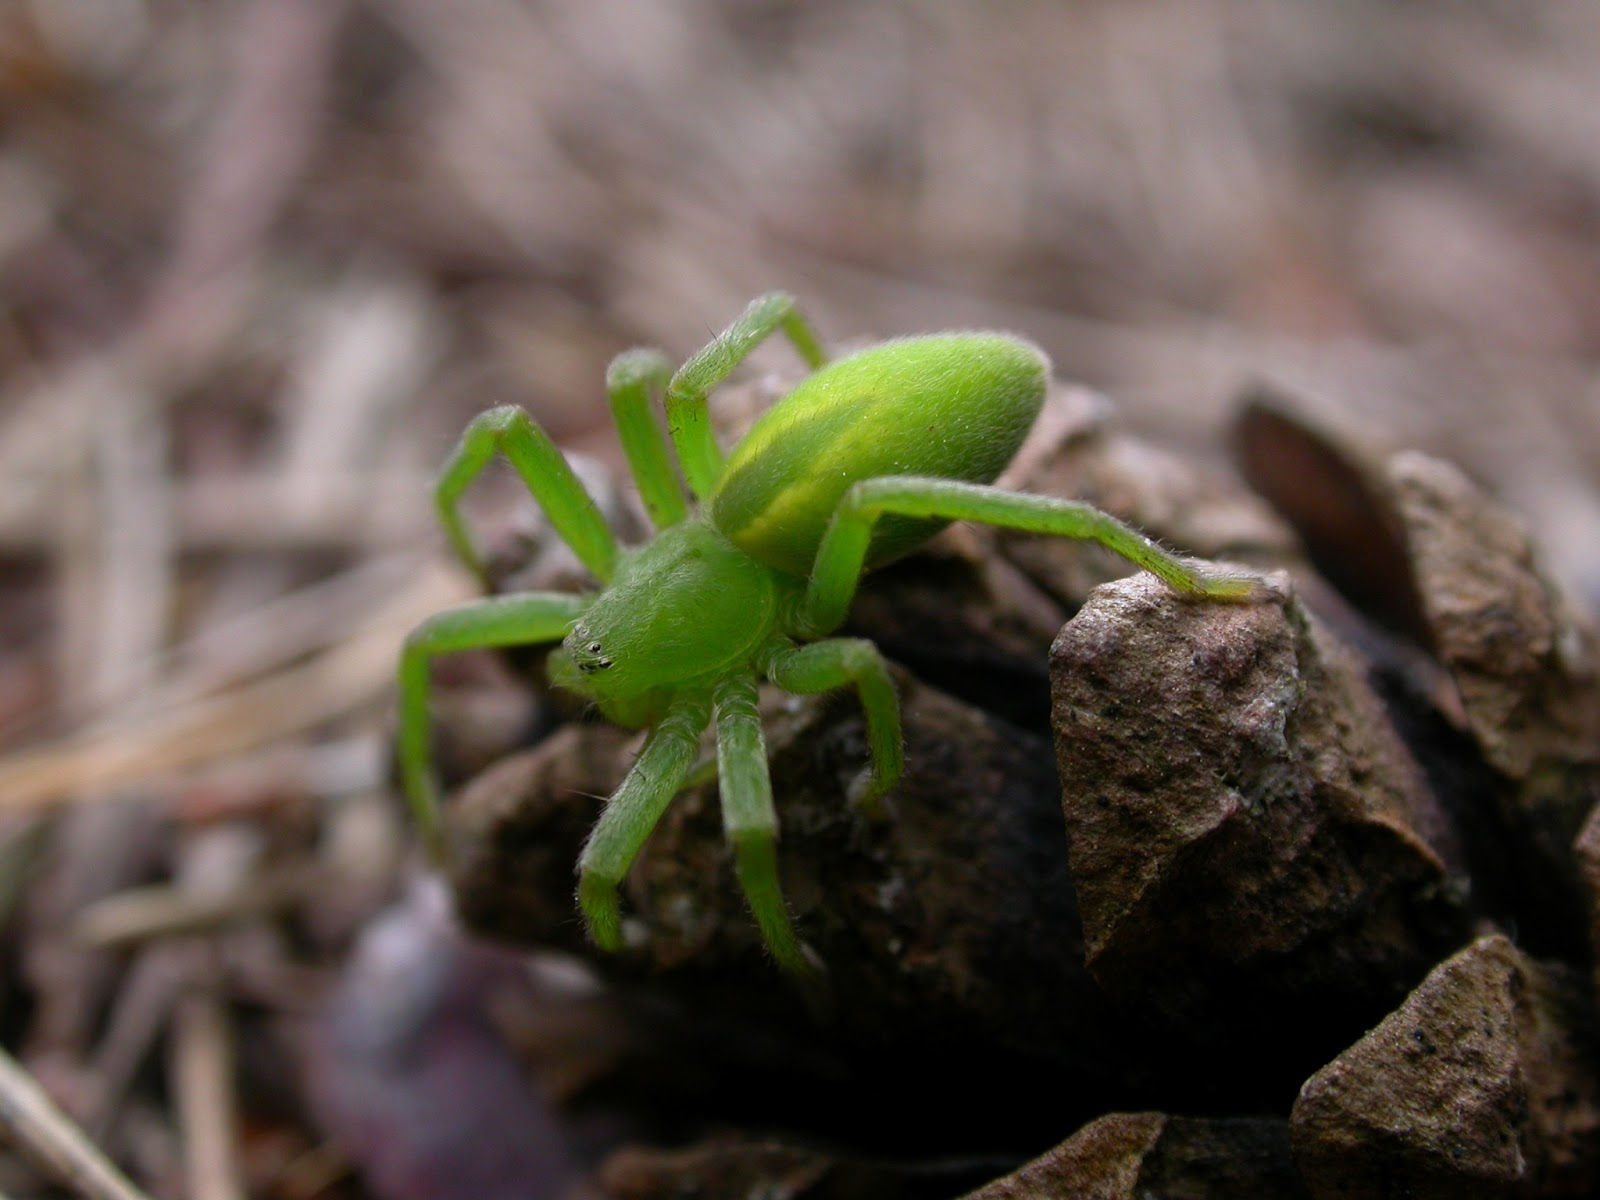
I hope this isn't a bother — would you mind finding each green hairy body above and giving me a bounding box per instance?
[398,293,1259,971]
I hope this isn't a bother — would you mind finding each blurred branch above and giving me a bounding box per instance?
[0,1046,156,1200]
[0,563,470,814]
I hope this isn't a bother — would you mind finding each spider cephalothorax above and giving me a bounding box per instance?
[398,293,1260,970]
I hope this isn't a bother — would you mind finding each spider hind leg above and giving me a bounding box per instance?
[665,292,828,500]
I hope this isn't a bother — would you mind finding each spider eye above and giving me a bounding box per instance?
[587,641,602,653]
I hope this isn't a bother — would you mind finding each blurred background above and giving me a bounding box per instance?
[0,1,1598,1197]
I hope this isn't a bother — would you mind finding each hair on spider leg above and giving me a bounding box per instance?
[560,787,615,805]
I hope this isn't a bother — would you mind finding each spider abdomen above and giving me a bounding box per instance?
[708,333,1048,577]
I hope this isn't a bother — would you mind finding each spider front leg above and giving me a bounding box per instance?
[398,591,588,860]
[435,406,618,585]
[577,691,712,952]
[798,476,1265,636]
[759,637,904,820]
[711,672,807,972]
[666,291,828,500]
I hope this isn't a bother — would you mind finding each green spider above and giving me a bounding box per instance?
[398,292,1259,971]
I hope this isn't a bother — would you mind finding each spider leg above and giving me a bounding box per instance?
[760,638,903,820]
[398,591,589,861]
[435,406,618,586]
[605,349,689,530]
[577,692,712,951]
[666,292,828,500]
[712,672,807,971]
[798,476,1265,636]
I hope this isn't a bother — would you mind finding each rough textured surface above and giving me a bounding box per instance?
[444,669,1131,1149]
[451,671,1089,1035]
[600,1134,998,1200]
[448,722,638,957]
[600,1139,833,1200]
[1387,452,1600,781]
[1232,392,1429,641]
[432,415,1600,1197]
[1291,934,1600,1199]
[963,1112,1304,1200]
[964,1113,1163,1200]
[1235,402,1600,956]
[1051,573,1473,1075]
[1576,805,1600,996]
[1387,453,1600,953]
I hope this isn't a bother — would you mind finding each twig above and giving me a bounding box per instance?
[279,276,440,526]
[87,553,428,732]
[85,945,192,1142]
[0,472,433,555]
[73,863,326,949]
[0,1045,157,1200]
[172,992,245,1200]
[0,563,470,813]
